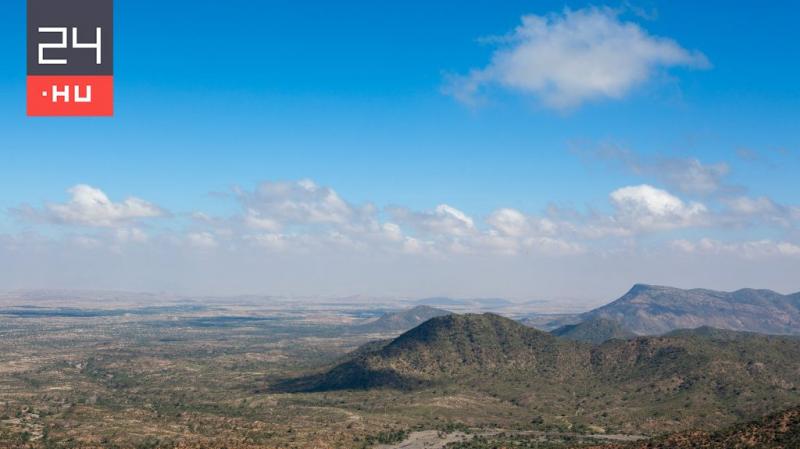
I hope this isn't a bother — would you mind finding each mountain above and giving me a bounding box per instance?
[575,284,800,336]
[275,315,800,432]
[584,405,800,449]
[352,305,451,333]
[412,297,514,308]
[552,318,635,344]
[278,313,587,391]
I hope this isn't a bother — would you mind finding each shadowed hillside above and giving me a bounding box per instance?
[276,313,589,391]
[274,314,800,432]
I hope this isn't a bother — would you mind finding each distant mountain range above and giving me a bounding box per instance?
[545,284,800,338]
[275,313,800,431]
[352,305,451,333]
[413,297,514,308]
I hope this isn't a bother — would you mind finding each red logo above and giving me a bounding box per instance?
[28,75,113,116]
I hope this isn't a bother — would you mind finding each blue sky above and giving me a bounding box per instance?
[1,1,799,302]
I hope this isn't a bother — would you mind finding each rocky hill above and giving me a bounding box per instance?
[572,284,800,336]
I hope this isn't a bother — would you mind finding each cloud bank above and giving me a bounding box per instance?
[2,169,798,300]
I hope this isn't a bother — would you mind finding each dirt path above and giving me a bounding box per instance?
[374,429,647,449]
[373,430,469,449]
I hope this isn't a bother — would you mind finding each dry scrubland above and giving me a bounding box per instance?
[0,305,635,449]
[0,300,798,449]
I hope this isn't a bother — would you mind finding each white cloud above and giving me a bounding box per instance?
[116,228,149,244]
[488,208,558,237]
[4,179,800,298]
[610,184,707,231]
[391,204,476,238]
[447,7,709,109]
[243,209,282,232]
[523,237,584,255]
[725,196,781,216]
[401,236,430,255]
[186,231,218,249]
[381,222,404,242]
[10,179,796,275]
[487,208,528,237]
[29,185,164,227]
[672,238,800,259]
[721,196,799,228]
[247,233,289,251]
[241,179,360,227]
[658,158,730,196]
[578,145,732,196]
[580,145,799,229]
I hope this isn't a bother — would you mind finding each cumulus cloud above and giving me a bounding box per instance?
[239,179,363,228]
[9,179,798,269]
[578,144,799,230]
[610,184,708,231]
[447,7,709,109]
[487,208,558,237]
[390,204,477,238]
[3,179,800,297]
[15,184,164,227]
[228,180,400,253]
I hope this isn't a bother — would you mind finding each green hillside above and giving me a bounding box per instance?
[552,318,636,344]
[276,314,800,433]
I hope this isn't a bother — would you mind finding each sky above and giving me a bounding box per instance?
[1,0,799,305]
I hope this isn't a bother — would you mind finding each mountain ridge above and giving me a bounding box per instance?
[572,284,800,336]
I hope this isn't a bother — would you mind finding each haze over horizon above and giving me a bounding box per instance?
[1,1,799,300]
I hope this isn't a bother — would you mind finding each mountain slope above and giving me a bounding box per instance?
[275,314,800,432]
[278,313,590,391]
[578,284,800,335]
[585,405,800,449]
[353,305,451,333]
[520,313,582,331]
[552,318,635,344]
